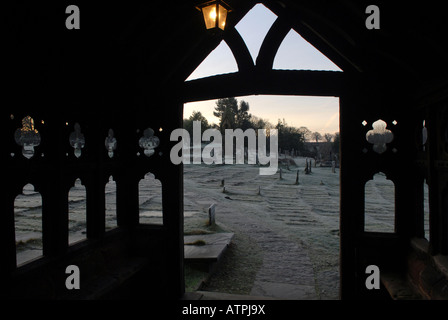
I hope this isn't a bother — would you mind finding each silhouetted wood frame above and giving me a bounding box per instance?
[182,15,343,102]
[3,0,448,301]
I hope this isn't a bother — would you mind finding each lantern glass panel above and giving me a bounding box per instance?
[218,4,227,30]
[202,4,218,29]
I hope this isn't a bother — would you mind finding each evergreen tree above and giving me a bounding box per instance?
[183,111,210,137]
[213,97,253,132]
[213,97,238,132]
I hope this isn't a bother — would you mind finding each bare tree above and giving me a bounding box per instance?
[298,126,312,142]
[324,133,334,142]
[312,132,322,143]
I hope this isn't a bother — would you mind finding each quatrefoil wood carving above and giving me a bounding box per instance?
[105,129,117,158]
[14,116,41,159]
[69,123,85,158]
[366,119,394,154]
[139,128,160,157]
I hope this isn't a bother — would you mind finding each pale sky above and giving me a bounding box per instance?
[184,3,341,135]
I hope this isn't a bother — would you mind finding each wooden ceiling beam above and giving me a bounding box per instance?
[182,69,343,102]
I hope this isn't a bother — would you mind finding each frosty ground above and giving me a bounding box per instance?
[183,157,342,299]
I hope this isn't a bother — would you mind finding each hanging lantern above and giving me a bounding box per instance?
[196,1,232,31]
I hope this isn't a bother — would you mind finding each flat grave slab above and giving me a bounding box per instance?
[184,233,234,263]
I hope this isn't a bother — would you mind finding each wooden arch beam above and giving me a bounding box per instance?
[224,26,255,73]
[256,16,291,70]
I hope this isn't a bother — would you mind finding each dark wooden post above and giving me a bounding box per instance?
[85,116,106,239]
[41,119,69,256]
[427,106,441,255]
[161,100,185,299]
[0,192,17,274]
[115,113,140,228]
[393,104,419,240]
[339,90,365,299]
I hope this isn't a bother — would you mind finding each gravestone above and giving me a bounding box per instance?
[208,203,216,226]
[305,159,311,174]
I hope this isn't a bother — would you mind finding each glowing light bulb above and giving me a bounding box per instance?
[198,2,231,30]
[209,7,217,20]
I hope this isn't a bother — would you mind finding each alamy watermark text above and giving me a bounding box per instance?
[170,121,278,175]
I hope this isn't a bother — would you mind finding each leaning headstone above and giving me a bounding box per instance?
[208,204,216,226]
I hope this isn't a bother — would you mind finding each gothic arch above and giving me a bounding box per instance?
[183,5,343,103]
[221,14,293,73]
[223,27,254,72]
[255,16,292,70]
